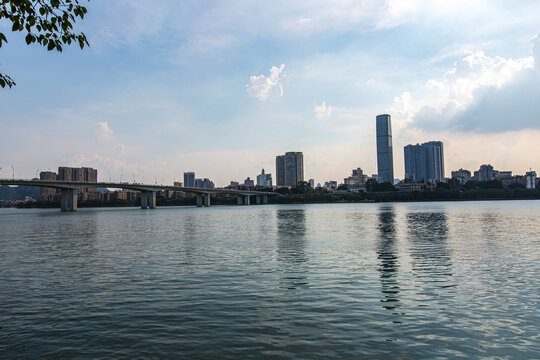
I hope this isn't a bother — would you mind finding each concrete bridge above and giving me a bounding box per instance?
[0,179,281,211]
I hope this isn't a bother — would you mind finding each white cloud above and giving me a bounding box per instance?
[246,64,285,101]
[425,50,533,111]
[531,31,540,70]
[116,144,126,154]
[314,101,333,118]
[95,121,115,142]
[390,92,415,133]
[410,36,540,132]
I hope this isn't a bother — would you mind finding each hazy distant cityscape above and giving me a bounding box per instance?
[1,114,537,207]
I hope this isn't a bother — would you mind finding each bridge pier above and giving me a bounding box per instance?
[60,189,78,212]
[263,195,268,204]
[140,191,156,209]
[237,196,243,205]
[196,195,203,207]
[256,195,261,204]
[243,195,250,205]
[203,193,211,207]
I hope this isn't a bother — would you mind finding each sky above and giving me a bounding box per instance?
[1,0,540,186]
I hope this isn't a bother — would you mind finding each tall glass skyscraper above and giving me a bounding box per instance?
[404,141,444,183]
[376,114,394,183]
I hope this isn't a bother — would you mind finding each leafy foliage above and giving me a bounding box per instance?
[365,179,395,192]
[0,0,89,87]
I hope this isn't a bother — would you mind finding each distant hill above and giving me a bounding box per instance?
[0,185,40,200]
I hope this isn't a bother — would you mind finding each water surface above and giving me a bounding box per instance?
[1,201,539,358]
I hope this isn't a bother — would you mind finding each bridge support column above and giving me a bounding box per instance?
[203,193,211,207]
[140,192,147,209]
[243,195,250,205]
[196,195,203,207]
[237,196,243,205]
[263,195,268,204]
[60,189,78,212]
[256,195,261,204]
[141,191,156,209]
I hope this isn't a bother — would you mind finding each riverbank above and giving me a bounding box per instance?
[10,188,540,208]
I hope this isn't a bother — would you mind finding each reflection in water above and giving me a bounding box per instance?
[376,205,401,311]
[276,209,308,289]
[407,211,454,294]
[479,212,505,248]
[180,214,199,265]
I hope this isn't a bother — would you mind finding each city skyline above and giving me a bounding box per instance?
[1,1,540,185]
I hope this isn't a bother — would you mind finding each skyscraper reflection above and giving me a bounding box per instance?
[276,209,308,289]
[376,204,400,311]
[407,210,454,295]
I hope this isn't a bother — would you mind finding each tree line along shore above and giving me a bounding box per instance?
[3,179,540,209]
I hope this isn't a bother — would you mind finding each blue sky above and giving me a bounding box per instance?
[1,0,540,185]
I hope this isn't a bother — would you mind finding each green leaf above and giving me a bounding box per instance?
[25,33,32,45]
[0,32,7,47]
[0,78,5,88]
[47,41,55,51]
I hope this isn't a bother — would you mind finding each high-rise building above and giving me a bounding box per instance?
[404,141,445,183]
[276,156,285,186]
[40,171,58,200]
[194,178,214,189]
[376,114,394,183]
[56,166,98,200]
[256,169,273,188]
[57,167,97,183]
[183,172,195,187]
[276,152,304,187]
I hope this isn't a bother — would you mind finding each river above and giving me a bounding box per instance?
[1,201,539,358]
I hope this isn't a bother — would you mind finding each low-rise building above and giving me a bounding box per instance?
[244,177,255,188]
[227,181,240,190]
[323,181,338,190]
[344,168,368,187]
[256,169,273,188]
[348,185,366,193]
[451,168,472,184]
[395,182,435,192]
[525,171,537,189]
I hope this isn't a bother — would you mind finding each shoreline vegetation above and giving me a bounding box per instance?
[2,179,539,209]
[8,187,540,209]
